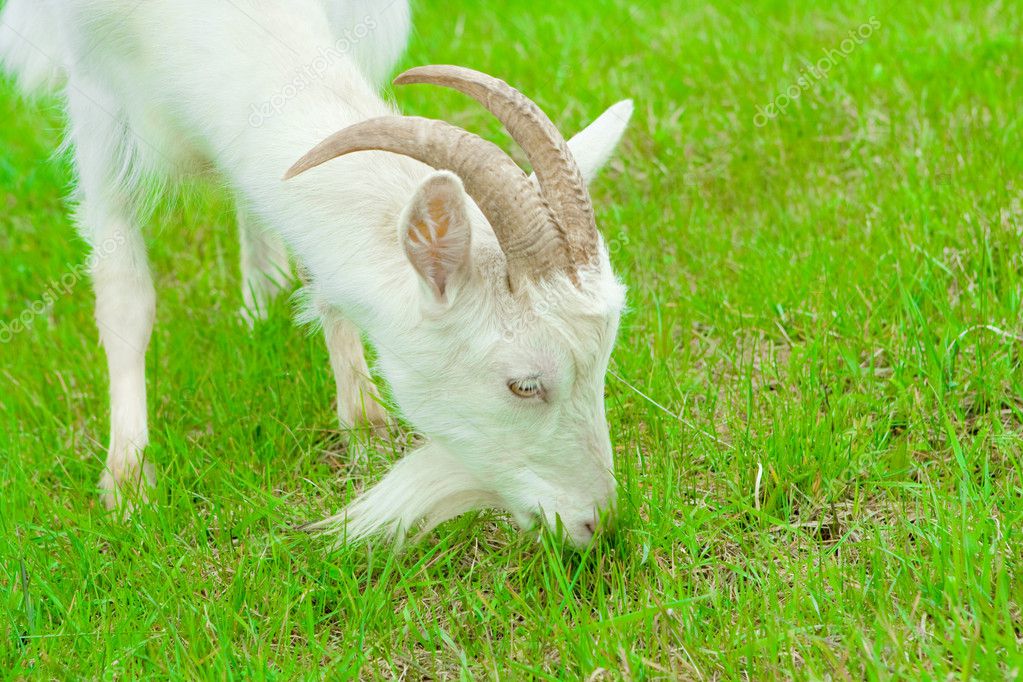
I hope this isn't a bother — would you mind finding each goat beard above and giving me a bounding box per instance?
[302,440,498,548]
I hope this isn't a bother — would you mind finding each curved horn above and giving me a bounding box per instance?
[394,65,598,267]
[284,116,569,286]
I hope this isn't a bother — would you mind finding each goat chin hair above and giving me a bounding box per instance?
[301,441,498,549]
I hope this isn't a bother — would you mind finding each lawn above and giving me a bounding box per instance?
[2,0,1022,678]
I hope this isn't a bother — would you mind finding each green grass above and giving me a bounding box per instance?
[2,0,1022,678]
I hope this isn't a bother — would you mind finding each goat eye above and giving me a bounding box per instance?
[508,378,543,399]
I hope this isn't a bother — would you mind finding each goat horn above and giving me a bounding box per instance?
[284,115,569,288]
[394,64,598,268]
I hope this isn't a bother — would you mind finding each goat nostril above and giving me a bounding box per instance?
[583,520,596,536]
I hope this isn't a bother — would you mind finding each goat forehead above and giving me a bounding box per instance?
[552,286,623,349]
[493,282,621,353]
[508,312,619,380]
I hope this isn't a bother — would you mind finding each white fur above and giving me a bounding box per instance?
[0,0,67,93]
[0,0,632,547]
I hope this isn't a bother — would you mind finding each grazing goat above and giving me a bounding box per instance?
[0,0,633,547]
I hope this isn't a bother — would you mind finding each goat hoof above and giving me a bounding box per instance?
[337,401,393,437]
[99,460,157,518]
[369,414,396,440]
[238,305,266,330]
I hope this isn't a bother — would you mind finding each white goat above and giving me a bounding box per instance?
[0,0,633,548]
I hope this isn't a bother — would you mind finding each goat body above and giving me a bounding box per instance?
[0,0,632,547]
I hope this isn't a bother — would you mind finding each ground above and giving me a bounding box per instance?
[1,0,1022,679]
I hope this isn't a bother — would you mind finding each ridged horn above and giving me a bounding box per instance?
[394,64,598,267]
[284,115,569,286]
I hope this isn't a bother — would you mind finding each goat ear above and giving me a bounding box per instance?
[532,100,633,186]
[400,171,472,303]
